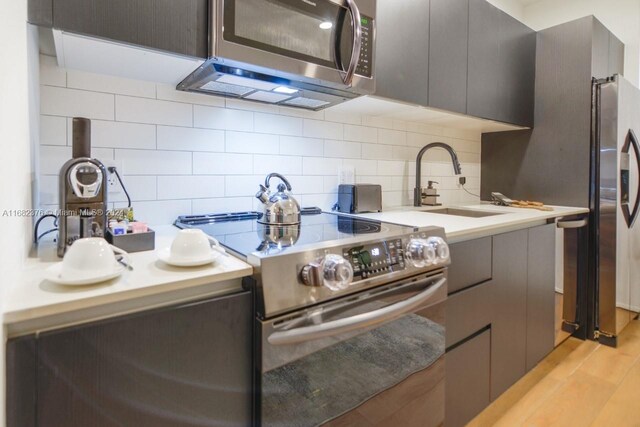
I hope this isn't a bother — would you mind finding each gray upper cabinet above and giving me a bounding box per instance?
[374,0,430,106]
[467,0,535,127]
[29,0,209,58]
[467,0,501,123]
[376,0,535,127]
[428,0,469,114]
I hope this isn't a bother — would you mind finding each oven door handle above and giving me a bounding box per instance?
[267,276,446,346]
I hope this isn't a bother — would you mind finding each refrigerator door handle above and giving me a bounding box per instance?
[621,129,640,228]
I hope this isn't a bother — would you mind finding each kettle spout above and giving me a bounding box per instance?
[256,184,270,204]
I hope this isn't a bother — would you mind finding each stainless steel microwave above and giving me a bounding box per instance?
[177,0,376,110]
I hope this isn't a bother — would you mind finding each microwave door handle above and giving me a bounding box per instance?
[267,276,446,346]
[340,0,363,86]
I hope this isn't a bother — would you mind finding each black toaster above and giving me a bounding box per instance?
[336,184,382,213]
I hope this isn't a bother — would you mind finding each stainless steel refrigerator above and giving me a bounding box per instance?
[592,75,640,345]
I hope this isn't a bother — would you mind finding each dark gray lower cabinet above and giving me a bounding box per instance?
[8,291,252,427]
[490,229,529,400]
[446,224,557,422]
[526,224,556,370]
[445,328,491,427]
[7,336,37,427]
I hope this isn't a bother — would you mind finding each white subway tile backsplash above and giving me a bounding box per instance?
[67,70,156,98]
[324,140,361,159]
[193,152,253,175]
[344,125,377,143]
[302,157,342,176]
[92,120,156,149]
[116,149,191,175]
[110,176,157,203]
[116,96,192,127]
[226,131,279,154]
[38,59,481,217]
[303,119,343,140]
[41,86,114,120]
[378,129,407,146]
[157,175,225,200]
[361,143,393,160]
[377,160,408,176]
[253,155,303,175]
[254,113,303,136]
[192,197,254,214]
[343,159,378,176]
[157,84,225,107]
[279,136,324,157]
[225,175,264,197]
[194,106,253,131]
[286,176,324,195]
[117,199,191,226]
[40,116,66,146]
[157,126,224,152]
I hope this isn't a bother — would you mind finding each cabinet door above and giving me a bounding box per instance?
[445,328,491,427]
[526,224,556,370]
[497,13,536,127]
[7,335,37,427]
[428,0,469,114]
[467,0,501,123]
[491,229,528,400]
[374,0,430,105]
[52,0,209,58]
[37,292,252,427]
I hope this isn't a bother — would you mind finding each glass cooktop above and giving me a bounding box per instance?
[174,211,416,257]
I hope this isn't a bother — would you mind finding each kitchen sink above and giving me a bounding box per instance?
[421,208,505,218]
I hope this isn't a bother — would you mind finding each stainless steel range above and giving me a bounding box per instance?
[175,211,449,426]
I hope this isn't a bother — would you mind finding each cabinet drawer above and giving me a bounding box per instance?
[446,280,493,347]
[445,328,491,427]
[448,237,492,294]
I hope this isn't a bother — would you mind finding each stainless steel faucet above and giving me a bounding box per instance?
[414,143,462,207]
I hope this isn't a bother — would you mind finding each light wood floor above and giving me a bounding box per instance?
[468,319,640,427]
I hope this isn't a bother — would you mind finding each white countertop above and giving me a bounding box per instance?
[4,225,253,336]
[355,204,589,243]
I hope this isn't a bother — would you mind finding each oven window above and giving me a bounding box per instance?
[261,303,445,426]
[224,0,354,70]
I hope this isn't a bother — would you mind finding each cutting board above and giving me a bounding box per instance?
[510,200,554,211]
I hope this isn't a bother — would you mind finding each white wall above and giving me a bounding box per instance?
[510,0,640,86]
[0,1,37,425]
[37,57,482,226]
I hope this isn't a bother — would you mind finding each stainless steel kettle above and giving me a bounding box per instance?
[256,173,301,225]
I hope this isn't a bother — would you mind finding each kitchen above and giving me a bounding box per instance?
[1,0,640,426]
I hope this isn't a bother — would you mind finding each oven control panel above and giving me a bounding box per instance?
[343,238,406,281]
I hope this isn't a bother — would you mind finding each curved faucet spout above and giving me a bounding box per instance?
[414,142,462,207]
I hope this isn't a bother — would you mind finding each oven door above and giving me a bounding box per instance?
[214,0,376,91]
[259,271,446,427]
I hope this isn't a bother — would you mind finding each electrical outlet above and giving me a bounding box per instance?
[458,176,467,187]
[102,159,123,195]
[339,165,355,185]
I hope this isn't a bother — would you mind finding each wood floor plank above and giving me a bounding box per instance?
[522,371,616,427]
[591,357,640,427]
[577,344,637,385]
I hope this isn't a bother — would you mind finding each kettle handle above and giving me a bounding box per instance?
[265,173,292,191]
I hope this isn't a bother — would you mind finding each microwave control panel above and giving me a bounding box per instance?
[355,15,374,78]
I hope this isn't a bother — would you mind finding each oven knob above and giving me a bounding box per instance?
[406,238,437,268]
[321,254,354,291]
[428,236,450,263]
[300,254,354,291]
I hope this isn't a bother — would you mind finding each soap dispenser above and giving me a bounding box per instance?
[421,181,441,206]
